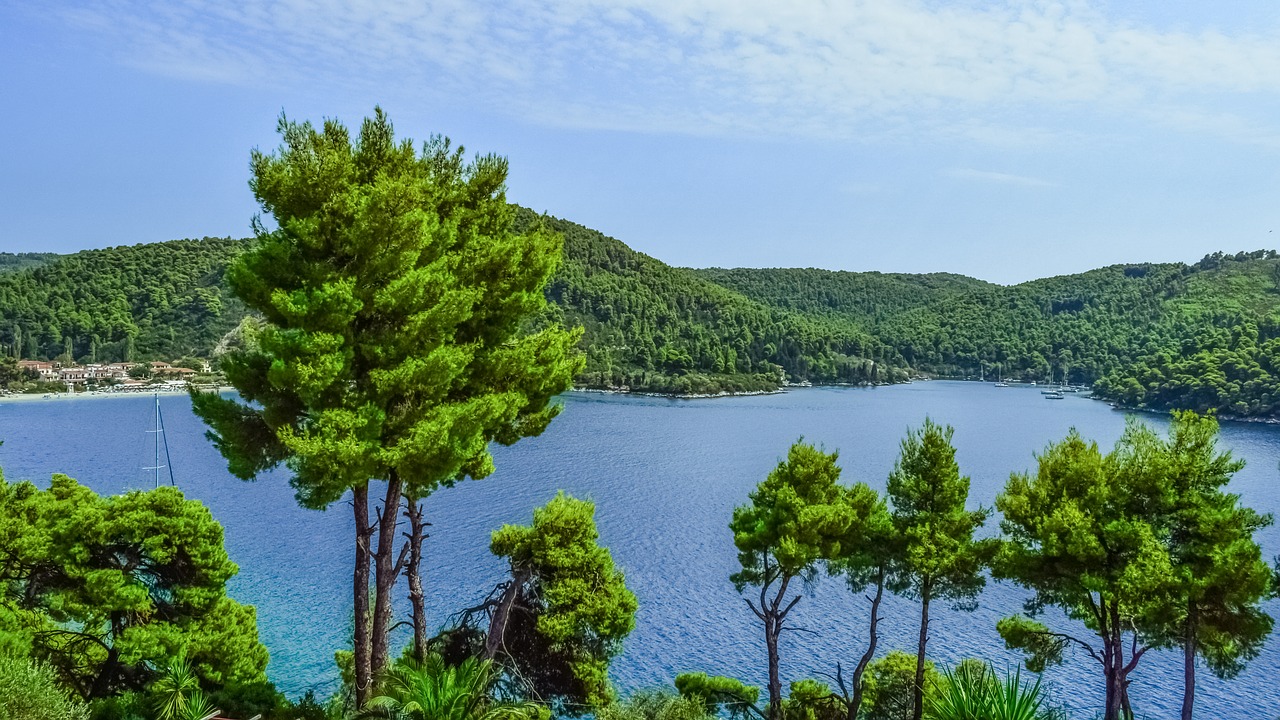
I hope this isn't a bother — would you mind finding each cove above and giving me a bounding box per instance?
[2,382,1279,718]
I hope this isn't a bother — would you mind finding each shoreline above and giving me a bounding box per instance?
[1090,394,1280,426]
[10,382,1278,424]
[0,386,232,404]
[572,387,786,400]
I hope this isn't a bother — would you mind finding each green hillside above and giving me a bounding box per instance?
[714,251,1280,417]
[3,217,1278,415]
[694,267,994,328]
[517,210,905,393]
[0,214,906,395]
[0,238,247,362]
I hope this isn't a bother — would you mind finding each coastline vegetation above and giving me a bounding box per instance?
[0,109,1276,720]
[6,230,1280,417]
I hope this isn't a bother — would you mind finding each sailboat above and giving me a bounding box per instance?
[142,392,176,488]
[994,367,1009,387]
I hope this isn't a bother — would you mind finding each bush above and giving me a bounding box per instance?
[0,653,89,720]
[87,694,146,720]
[597,690,714,720]
[783,679,843,720]
[863,651,937,720]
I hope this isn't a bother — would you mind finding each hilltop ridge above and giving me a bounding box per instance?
[2,213,1277,415]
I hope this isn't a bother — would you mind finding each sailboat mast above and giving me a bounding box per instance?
[153,393,162,489]
[143,392,176,488]
[159,398,175,487]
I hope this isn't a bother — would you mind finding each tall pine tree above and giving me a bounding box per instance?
[1144,412,1273,720]
[885,418,989,720]
[191,109,582,704]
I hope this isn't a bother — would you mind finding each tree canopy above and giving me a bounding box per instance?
[192,108,583,703]
[0,473,269,701]
[486,492,637,711]
[994,426,1172,719]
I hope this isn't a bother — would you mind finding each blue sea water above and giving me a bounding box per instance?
[2,382,1279,718]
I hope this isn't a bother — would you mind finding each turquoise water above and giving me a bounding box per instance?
[2,382,1279,718]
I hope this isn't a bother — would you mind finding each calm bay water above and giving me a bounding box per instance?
[2,382,1279,718]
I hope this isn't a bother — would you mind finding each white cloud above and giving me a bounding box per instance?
[56,0,1280,144]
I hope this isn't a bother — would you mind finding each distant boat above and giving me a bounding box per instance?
[1045,391,1065,400]
[994,382,1009,387]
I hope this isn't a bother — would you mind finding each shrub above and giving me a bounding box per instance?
[0,653,89,720]
[863,651,937,720]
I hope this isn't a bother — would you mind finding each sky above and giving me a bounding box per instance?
[3,1,1280,284]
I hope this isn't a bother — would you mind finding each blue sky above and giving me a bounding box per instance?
[4,1,1280,283]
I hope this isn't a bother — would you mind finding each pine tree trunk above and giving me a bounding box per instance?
[766,613,782,720]
[912,581,931,720]
[352,484,372,707]
[405,498,428,660]
[1181,611,1197,720]
[848,567,886,720]
[485,567,530,659]
[1103,661,1122,720]
[370,475,404,678]
[1103,604,1124,720]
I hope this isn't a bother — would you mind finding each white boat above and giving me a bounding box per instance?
[1045,391,1065,400]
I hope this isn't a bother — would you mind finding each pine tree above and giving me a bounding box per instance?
[730,441,855,720]
[885,418,989,720]
[191,109,582,704]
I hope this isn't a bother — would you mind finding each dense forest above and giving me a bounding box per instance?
[2,216,1278,415]
[0,238,246,363]
[516,209,906,393]
[710,251,1280,417]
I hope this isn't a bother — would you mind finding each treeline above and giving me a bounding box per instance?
[519,209,907,393]
[6,218,1280,415]
[714,251,1280,417]
[715,411,1274,720]
[0,239,246,363]
[5,413,1264,720]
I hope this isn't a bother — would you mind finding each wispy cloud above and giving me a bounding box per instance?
[944,168,1056,187]
[51,0,1280,145]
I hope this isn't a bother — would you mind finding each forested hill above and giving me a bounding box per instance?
[515,209,906,393]
[694,267,995,329]
[3,217,1279,415]
[711,251,1280,417]
[0,238,247,362]
[0,214,907,395]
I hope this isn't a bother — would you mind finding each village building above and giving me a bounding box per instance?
[18,360,59,381]
[59,367,89,385]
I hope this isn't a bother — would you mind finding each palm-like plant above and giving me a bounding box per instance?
[927,664,1049,720]
[356,654,539,720]
[178,689,218,720]
[986,668,1045,720]
[928,664,991,720]
[153,656,219,720]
